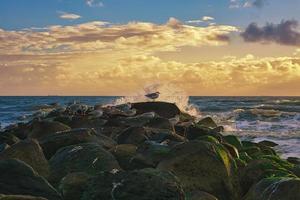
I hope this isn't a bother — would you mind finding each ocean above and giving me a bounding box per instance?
[0,96,299,158]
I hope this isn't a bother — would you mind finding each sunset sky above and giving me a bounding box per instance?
[0,0,300,96]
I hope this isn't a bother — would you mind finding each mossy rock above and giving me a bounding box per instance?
[239,152,252,163]
[223,135,243,150]
[186,191,218,200]
[196,135,220,144]
[222,142,239,158]
[49,143,120,187]
[81,168,185,200]
[257,140,278,147]
[196,117,218,129]
[111,144,137,170]
[0,194,47,200]
[0,132,20,146]
[28,120,71,139]
[158,141,240,200]
[243,177,300,200]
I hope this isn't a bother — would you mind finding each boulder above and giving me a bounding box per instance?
[49,143,120,187]
[0,143,9,152]
[158,141,239,200]
[0,159,61,200]
[0,139,49,178]
[116,127,150,145]
[223,135,243,150]
[131,102,181,119]
[28,120,71,139]
[239,158,295,195]
[0,132,20,145]
[111,144,137,170]
[59,172,90,200]
[257,140,278,147]
[81,168,185,200]
[0,194,47,200]
[243,177,300,200]
[66,116,107,130]
[39,128,116,159]
[287,157,300,165]
[196,117,218,129]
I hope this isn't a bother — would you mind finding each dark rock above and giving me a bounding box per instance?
[66,116,107,130]
[222,142,239,158]
[145,117,173,130]
[0,194,48,200]
[81,168,185,200]
[111,144,137,170]
[39,128,116,159]
[0,132,20,146]
[28,121,71,139]
[132,102,180,119]
[158,141,239,200]
[196,117,218,129]
[116,127,150,145]
[243,177,300,200]
[49,143,120,187]
[59,172,90,200]
[287,157,300,165]
[257,140,278,147]
[0,139,49,178]
[223,135,243,150]
[0,159,61,200]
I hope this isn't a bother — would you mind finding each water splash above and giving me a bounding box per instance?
[113,83,200,117]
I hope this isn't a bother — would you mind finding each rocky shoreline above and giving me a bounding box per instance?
[0,101,299,200]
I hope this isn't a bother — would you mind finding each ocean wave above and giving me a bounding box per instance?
[274,99,300,106]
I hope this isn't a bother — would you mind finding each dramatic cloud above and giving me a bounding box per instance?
[86,0,104,7]
[59,12,81,20]
[241,20,300,46]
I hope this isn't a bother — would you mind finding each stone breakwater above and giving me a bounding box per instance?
[0,101,299,200]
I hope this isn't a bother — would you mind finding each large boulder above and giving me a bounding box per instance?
[116,127,151,145]
[0,159,61,200]
[59,172,90,200]
[111,144,138,170]
[49,143,120,187]
[39,128,116,159]
[243,177,300,200]
[0,139,49,178]
[157,141,239,200]
[196,117,218,129]
[81,168,185,200]
[0,132,20,145]
[131,102,180,119]
[28,120,71,139]
[187,191,219,200]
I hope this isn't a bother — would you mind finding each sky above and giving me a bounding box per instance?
[0,0,300,96]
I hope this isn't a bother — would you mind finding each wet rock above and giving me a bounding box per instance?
[158,141,239,200]
[0,159,61,200]
[59,172,90,200]
[49,143,120,187]
[105,112,155,127]
[111,144,137,170]
[222,142,239,158]
[39,128,116,159]
[0,194,48,200]
[257,140,278,147]
[116,127,150,145]
[196,117,218,129]
[223,135,243,150]
[239,158,295,195]
[66,116,107,130]
[81,168,185,200]
[132,102,181,119]
[0,132,20,146]
[287,157,300,165]
[184,125,222,141]
[243,177,300,200]
[0,139,49,178]
[145,116,173,130]
[28,120,71,139]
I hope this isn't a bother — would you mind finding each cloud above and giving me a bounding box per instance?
[186,16,214,25]
[86,0,104,7]
[202,16,214,21]
[241,20,300,46]
[230,0,267,9]
[59,12,81,20]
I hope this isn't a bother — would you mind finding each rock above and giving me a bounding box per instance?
[184,125,222,141]
[111,144,137,170]
[0,139,49,178]
[243,177,300,200]
[0,194,47,200]
[0,159,61,200]
[59,172,90,200]
[222,142,239,158]
[132,102,181,119]
[116,127,150,145]
[0,143,9,152]
[0,132,20,145]
[239,158,295,195]
[28,120,71,139]
[287,157,300,165]
[66,116,107,130]
[187,191,219,200]
[49,143,120,187]
[106,112,156,127]
[257,140,278,147]
[81,168,185,200]
[223,135,243,150]
[158,141,239,200]
[39,128,116,159]
[145,117,173,130]
[196,117,218,129]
